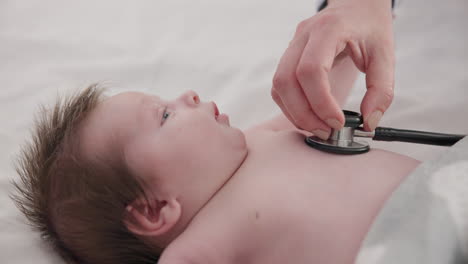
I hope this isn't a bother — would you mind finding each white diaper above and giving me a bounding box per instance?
[357,137,468,264]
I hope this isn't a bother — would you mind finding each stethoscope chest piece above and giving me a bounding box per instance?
[305,110,369,155]
[305,135,369,155]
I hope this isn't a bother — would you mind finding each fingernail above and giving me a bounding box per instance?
[312,129,330,140]
[325,118,342,130]
[368,111,383,131]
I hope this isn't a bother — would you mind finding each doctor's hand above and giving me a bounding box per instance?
[271,0,395,139]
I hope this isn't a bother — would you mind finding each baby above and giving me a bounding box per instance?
[12,83,420,264]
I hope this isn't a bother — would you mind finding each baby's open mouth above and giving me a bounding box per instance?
[212,102,230,126]
[212,102,220,120]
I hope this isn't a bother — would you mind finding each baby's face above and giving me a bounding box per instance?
[81,90,247,203]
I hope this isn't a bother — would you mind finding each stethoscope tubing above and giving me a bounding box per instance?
[369,127,465,146]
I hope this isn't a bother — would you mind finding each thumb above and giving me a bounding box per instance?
[361,44,395,131]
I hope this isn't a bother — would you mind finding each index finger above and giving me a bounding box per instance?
[296,30,345,130]
[272,35,332,138]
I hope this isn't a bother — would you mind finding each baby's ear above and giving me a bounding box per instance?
[123,198,181,237]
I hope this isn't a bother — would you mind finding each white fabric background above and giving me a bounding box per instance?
[0,0,467,263]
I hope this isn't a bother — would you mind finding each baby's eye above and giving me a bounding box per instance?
[161,108,171,124]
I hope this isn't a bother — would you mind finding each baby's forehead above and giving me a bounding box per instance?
[97,92,163,116]
[107,91,158,105]
[80,92,159,157]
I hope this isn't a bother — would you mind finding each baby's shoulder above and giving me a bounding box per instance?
[243,127,291,146]
[158,239,206,264]
[160,228,234,264]
[244,125,309,144]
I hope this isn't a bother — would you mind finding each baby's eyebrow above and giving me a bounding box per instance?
[140,95,161,107]
[151,95,162,102]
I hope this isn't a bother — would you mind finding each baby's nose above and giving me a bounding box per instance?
[179,90,200,106]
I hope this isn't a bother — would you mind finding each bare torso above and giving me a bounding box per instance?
[166,128,420,264]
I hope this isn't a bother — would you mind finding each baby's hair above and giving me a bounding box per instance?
[11,84,161,264]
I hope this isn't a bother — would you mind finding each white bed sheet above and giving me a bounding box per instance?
[1,0,467,263]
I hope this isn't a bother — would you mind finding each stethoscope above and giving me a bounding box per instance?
[305,110,466,155]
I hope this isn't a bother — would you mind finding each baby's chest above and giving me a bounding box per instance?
[242,130,353,185]
[234,131,405,255]
[243,129,410,191]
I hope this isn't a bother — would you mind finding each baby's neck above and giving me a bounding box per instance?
[160,145,265,264]
[156,148,252,249]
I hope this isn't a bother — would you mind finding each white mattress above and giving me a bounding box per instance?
[1,0,467,263]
